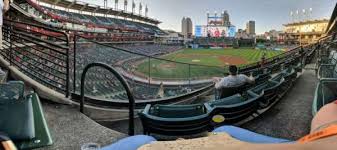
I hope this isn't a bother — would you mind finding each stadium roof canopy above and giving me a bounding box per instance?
[36,0,161,25]
[283,19,329,27]
[326,3,337,34]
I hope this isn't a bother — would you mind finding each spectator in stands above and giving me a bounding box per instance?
[213,65,255,89]
[260,52,267,68]
[156,82,164,98]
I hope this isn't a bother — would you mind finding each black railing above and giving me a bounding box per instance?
[79,62,135,136]
[1,19,70,97]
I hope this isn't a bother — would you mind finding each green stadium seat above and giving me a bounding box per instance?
[318,52,337,79]
[14,93,53,149]
[208,94,245,107]
[249,80,283,109]
[139,104,212,136]
[217,84,248,99]
[207,91,263,127]
[313,79,337,115]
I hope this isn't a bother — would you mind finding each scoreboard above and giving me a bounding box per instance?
[195,25,236,38]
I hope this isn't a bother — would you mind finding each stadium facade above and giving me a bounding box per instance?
[283,19,329,45]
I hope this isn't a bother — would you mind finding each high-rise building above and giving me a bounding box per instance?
[181,17,193,38]
[246,21,256,35]
[222,11,231,26]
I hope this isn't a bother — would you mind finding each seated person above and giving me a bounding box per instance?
[213,65,255,89]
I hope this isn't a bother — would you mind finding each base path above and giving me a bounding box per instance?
[218,56,248,65]
[242,69,318,140]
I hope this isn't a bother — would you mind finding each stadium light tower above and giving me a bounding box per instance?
[145,5,148,17]
[309,8,313,20]
[124,0,128,12]
[132,0,135,14]
[290,11,294,23]
[104,0,108,9]
[139,2,143,16]
[115,0,119,10]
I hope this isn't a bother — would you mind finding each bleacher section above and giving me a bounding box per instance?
[72,43,184,100]
[139,63,302,136]
[14,0,165,42]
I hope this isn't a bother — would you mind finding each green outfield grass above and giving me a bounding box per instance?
[136,48,283,80]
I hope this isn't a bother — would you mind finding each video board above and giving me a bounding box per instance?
[195,25,236,38]
[208,16,223,26]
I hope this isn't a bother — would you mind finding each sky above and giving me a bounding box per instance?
[87,0,337,34]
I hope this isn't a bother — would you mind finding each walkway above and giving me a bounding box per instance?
[40,101,126,149]
[242,69,318,140]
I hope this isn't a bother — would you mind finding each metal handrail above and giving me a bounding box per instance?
[79,62,135,136]
[1,19,70,96]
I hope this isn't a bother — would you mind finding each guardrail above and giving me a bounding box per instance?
[1,19,70,97]
[79,62,135,136]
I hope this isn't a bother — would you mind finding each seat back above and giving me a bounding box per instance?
[208,94,245,107]
[209,92,262,125]
[139,104,211,135]
[313,79,337,115]
[0,81,24,101]
[254,73,271,85]
[218,84,247,99]
[149,104,206,118]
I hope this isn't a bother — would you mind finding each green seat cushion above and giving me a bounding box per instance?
[322,83,337,105]
[150,104,206,118]
[0,81,34,140]
[208,94,245,107]
[15,93,53,150]
[251,81,278,94]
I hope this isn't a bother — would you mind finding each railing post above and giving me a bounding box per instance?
[73,34,77,92]
[80,63,135,136]
[66,34,70,98]
[9,23,12,66]
[188,64,191,87]
[148,56,151,90]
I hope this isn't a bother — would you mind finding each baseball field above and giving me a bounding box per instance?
[136,48,283,80]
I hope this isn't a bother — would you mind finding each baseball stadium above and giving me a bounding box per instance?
[0,0,337,149]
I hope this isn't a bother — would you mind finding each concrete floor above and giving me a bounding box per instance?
[242,69,317,140]
[39,102,126,150]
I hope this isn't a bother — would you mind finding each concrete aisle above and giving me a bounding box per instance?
[242,69,318,140]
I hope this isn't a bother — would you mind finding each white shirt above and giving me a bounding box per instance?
[215,74,254,89]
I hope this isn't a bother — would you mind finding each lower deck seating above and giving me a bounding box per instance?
[139,66,298,136]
